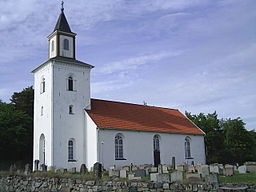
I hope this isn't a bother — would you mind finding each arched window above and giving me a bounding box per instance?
[68,139,75,161]
[41,106,44,116]
[51,40,54,52]
[69,105,73,114]
[115,134,124,160]
[153,135,160,151]
[40,77,45,93]
[185,137,191,159]
[63,39,69,50]
[68,76,73,91]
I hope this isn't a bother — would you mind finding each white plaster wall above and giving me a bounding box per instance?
[98,129,205,169]
[85,112,98,170]
[52,61,91,170]
[33,61,53,170]
[49,35,57,58]
[59,35,74,58]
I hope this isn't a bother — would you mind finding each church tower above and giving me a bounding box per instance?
[32,3,93,170]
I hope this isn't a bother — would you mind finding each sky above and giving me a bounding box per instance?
[0,0,255,130]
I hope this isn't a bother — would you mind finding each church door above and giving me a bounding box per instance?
[153,135,161,167]
[39,134,45,165]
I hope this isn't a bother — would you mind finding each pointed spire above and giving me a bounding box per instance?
[53,1,72,33]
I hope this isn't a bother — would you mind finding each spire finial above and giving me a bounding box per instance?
[61,1,64,13]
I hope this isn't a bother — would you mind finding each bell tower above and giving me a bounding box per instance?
[32,2,93,171]
[48,2,76,59]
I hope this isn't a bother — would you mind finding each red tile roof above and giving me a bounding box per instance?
[86,99,204,135]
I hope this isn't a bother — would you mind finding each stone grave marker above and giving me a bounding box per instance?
[24,164,31,175]
[80,164,87,174]
[128,173,135,180]
[245,162,256,173]
[150,173,159,182]
[120,169,127,178]
[69,167,76,173]
[93,162,102,179]
[172,156,176,169]
[224,165,234,176]
[109,169,119,177]
[34,160,39,171]
[162,165,169,173]
[188,165,195,173]
[205,174,218,184]
[158,164,163,174]
[170,171,183,183]
[156,174,170,183]
[135,169,146,177]
[122,166,130,172]
[149,167,158,173]
[41,164,47,171]
[238,165,247,174]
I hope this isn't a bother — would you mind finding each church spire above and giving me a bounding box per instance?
[53,1,73,33]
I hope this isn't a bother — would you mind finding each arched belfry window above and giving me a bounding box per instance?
[40,77,45,93]
[185,137,191,159]
[68,76,73,91]
[68,139,75,161]
[64,39,69,50]
[51,40,54,52]
[115,134,124,160]
[153,135,160,152]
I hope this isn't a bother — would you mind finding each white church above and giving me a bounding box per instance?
[32,6,206,171]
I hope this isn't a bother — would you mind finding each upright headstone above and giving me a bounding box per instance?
[158,164,163,174]
[156,174,170,183]
[93,162,102,179]
[150,173,159,182]
[172,157,176,169]
[224,165,234,176]
[238,165,247,174]
[205,174,219,184]
[162,165,168,174]
[170,171,183,183]
[34,160,39,171]
[245,162,256,173]
[199,165,210,178]
[135,169,146,177]
[120,169,127,178]
[24,164,31,175]
[41,164,47,172]
[80,164,87,174]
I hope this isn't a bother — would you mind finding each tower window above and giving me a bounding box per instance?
[185,137,191,159]
[69,105,73,114]
[40,78,45,93]
[68,76,73,91]
[51,40,54,52]
[68,139,75,161]
[153,135,160,152]
[64,39,69,50]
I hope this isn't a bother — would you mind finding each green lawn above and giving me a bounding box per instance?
[219,173,256,183]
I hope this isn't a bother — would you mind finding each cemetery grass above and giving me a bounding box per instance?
[219,173,256,183]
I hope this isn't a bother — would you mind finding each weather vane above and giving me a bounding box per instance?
[61,1,64,12]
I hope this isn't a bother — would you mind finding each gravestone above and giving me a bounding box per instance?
[170,171,183,183]
[93,162,102,179]
[245,162,256,173]
[158,164,163,174]
[199,165,210,178]
[109,169,119,177]
[24,164,31,175]
[149,167,158,173]
[176,164,187,172]
[188,165,195,173]
[238,165,247,174]
[80,164,87,174]
[224,165,234,176]
[34,160,39,171]
[41,164,47,172]
[122,166,130,172]
[205,174,218,184]
[69,167,76,173]
[210,164,220,174]
[172,157,176,169]
[135,169,146,177]
[156,174,170,183]
[162,165,168,173]
[150,173,159,182]
[120,169,127,178]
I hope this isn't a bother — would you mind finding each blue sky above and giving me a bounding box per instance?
[0,0,255,130]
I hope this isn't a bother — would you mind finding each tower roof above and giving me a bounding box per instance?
[53,5,72,33]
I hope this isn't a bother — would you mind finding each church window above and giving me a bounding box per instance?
[41,106,44,116]
[69,105,73,114]
[51,40,54,52]
[68,76,73,91]
[40,78,45,93]
[68,139,75,161]
[153,135,160,151]
[185,137,191,159]
[115,134,124,160]
[64,39,69,50]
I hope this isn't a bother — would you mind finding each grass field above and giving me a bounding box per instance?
[219,173,256,183]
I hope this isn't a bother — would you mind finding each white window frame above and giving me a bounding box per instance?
[115,134,124,160]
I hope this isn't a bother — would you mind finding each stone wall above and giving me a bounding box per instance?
[0,175,255,192]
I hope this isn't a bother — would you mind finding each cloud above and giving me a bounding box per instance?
[98,51,182,74]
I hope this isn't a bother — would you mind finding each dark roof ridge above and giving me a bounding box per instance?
[54,11,72,33]
[89,98,179,111]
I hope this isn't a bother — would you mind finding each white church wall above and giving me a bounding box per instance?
[51,61,91,170]
[33,62,53,170]
[98,129,205,169]
[85,112,98,170]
